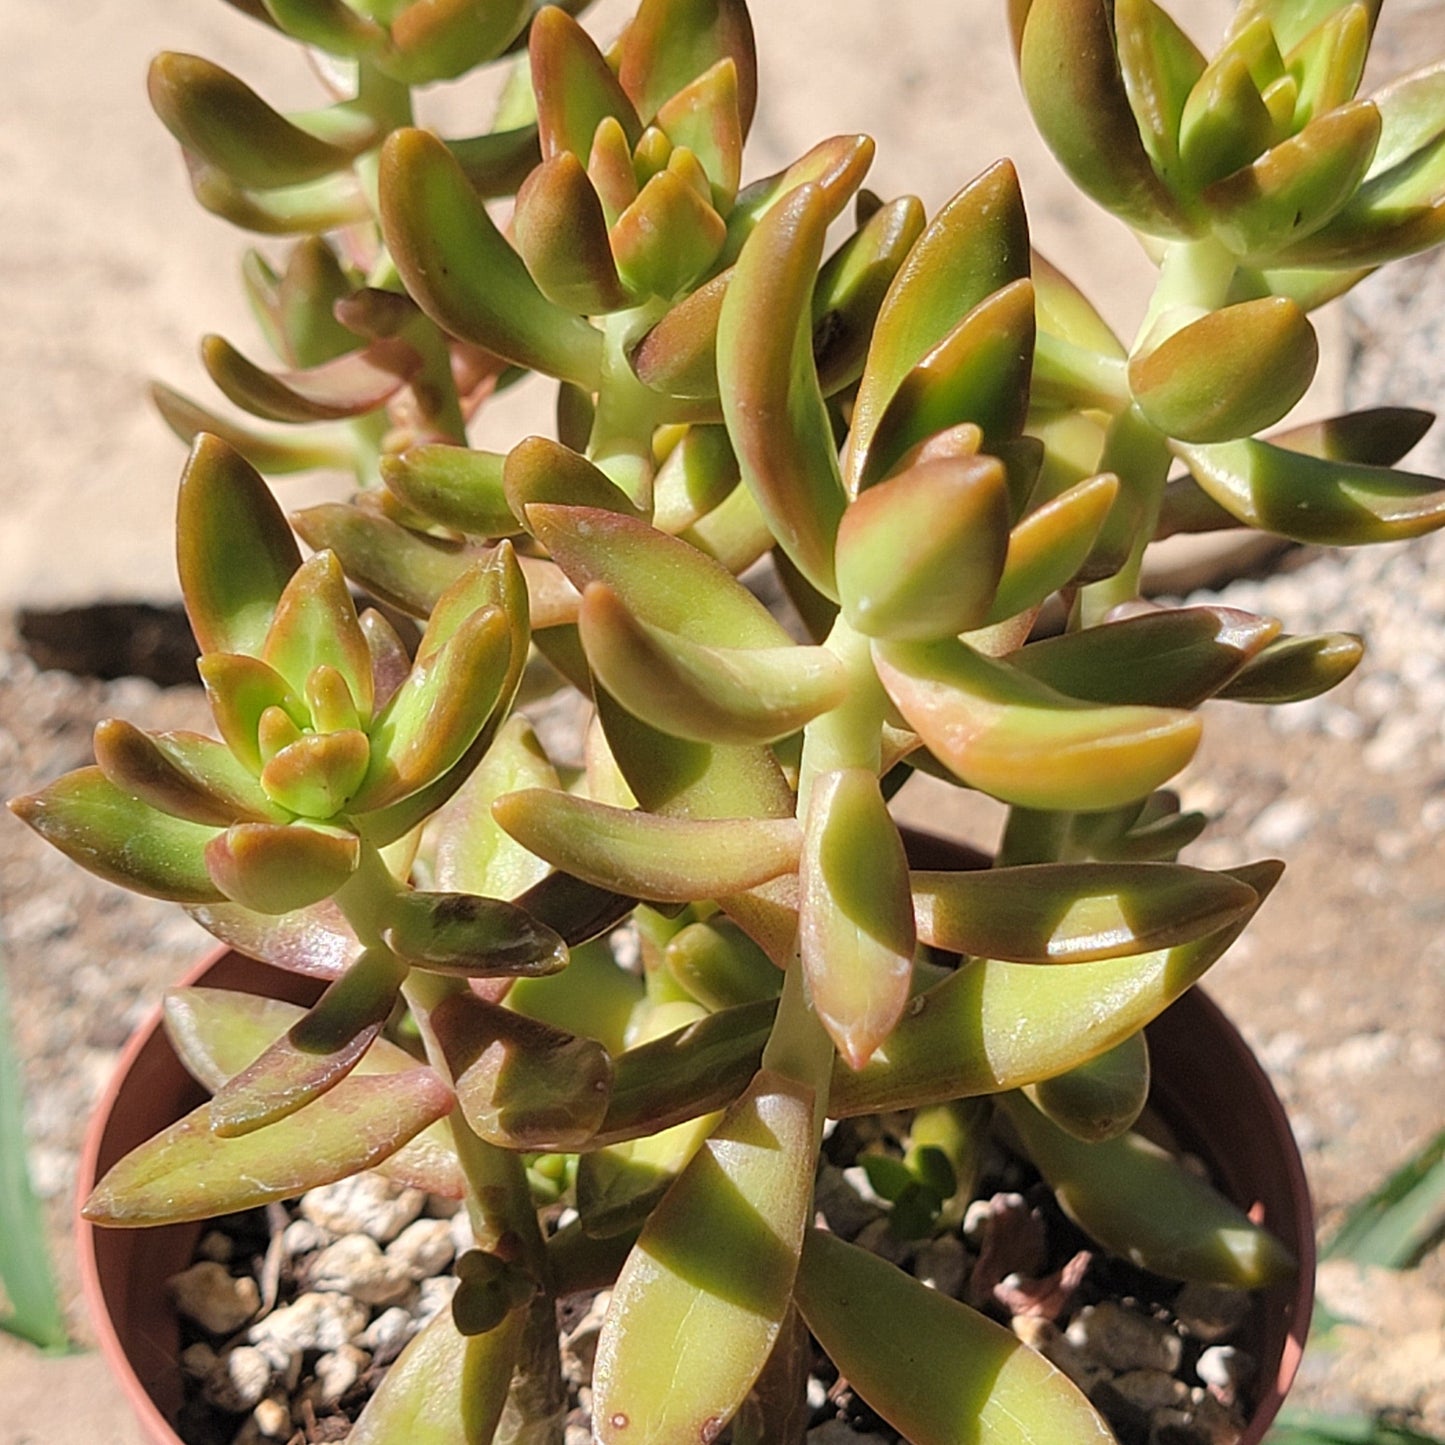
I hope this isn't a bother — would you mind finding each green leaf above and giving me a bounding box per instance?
[848,162,1030,492]
[197,652,305,774]
[379,129,603,386]
[83,1067,453,1225]
[185,159,371,236]
[9,769,223,904]
[796,1229,1113,1444]
[800,770,915,1069]
[1009,605,1280,707]
[1323,1127,1445,1268]
[837,455,1011,639]
[503,437,644,522]
[491,789,801,902]
[380,445,515,537]
[1287,2,1373,126]
[382,889,568,977]
[431,992,612,1151]
[630,271,732,400]
[831,860,1280,1116]
[1000,1091,1297,1285]
[663,918,781,1010]
[150,384,355,475]
[347,1296,519,1445]
[874,637,1201,811]
[616,0,758,135]
[205,822,360,913]
[612,166,727,301]
[1018,0,1188,234]
[258,728,371,817]
[579,583,845,744]
[718,182,846,597]
[513,152,627,313]
[261,550,374,716]
[1216,630,1364,702]
[652,425,741,532]
[591,1070,813,1444]
[530,5,642,165]
[446,125,544,198]
[148,53,359,189]
[1115,0,1207,197]
[1178,47,1277,191]
[1023,1029,1151,1141]
[381,0,529,85]
[1176,435,1445,543]
[912,860,1259,962]
[655,58,744,209]
[1131,298,1319,443]
[177,435,301,658]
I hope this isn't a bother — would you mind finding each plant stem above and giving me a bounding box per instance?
[589,305,668,508]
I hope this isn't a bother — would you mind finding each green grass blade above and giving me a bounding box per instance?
[1323,1128,1445,1268]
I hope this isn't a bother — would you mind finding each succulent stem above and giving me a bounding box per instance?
[589,305,669,507]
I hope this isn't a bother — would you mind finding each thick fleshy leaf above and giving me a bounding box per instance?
[847,162,1030,491]
[655,58,743,209]
[446,125,543,198]
[503,437,642,521]
[664,919,781,1010]
[1009,606,1279,706]
[861,280,1036,487]
[379,129,603,386]
[1287,2,1373,126]
[1031,252,1123,358]
[836,455,1010,640]
[1023,1030,1151,1142]
[163,986,462,1195]
[185,900,359,979]
[258,0,385,55]
[178,436,301,659]
[151,384,355,475]
[381,0,529,85]
[201,335,419,424]
[1018,0,1188,234]
[1115,0,1207,199]
[527,503,789,647]
[579,583,845,744]
[491,789,801,902]
[148,53,358,189]
[513,152,627,312]
[1178,43,1278,192]
[1000,1091,1297,1285]
[83,1068,453,1225]
[1217,630,1364,702]
[984,472,1120,622]
[349,1307,519,1445]
[812,197,927,396]
[261,550,373,715]
[205,822,360,913]
[912,860,1258,963]
[207,948,405,1136]
[93,721,282,826]
[797,1229,1113,1444]
[258,729,371,817]
[612,167,727,301]
[1176,435,1445,543]
[1130,299,1318,443]
[380,445,515,537]
[431,992,611,1150]
[1202,101,1381,258]
[652,425,741,531]
[831,860,1279,1116]
[578,1102,719,1237]
[197,653,304,775]
[185,158,371,236]
[351,607,511,812]
[383,890,567,977]
[9,769,223,904]
[630,270,731,399]
[874,637,1201,811]
[616,0,758,134]
[591,1070,813,1445]
[718,182,846,596]
[530,4,641,168]
[800,770,915,1070]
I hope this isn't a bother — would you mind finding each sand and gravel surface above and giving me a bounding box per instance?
[2,0,1443,1440]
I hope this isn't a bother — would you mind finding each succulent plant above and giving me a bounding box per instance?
[12,0,1445,1439]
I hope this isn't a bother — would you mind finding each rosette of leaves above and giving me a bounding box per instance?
[12,0,1445,1440]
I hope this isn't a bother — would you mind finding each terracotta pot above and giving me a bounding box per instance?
[78,946,1314,1445]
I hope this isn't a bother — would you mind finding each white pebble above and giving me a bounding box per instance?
[248,1291,368,1368]
[308,1234,414,1308]
[313,1344,370,1405]
[300,1173,427,1243]
[387,1217,456,1280]
[169,1262,260,1336]
[203,1346,272,1412]
[361,1307,416,1363]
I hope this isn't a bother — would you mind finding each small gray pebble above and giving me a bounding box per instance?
[913,1235,968,1297]
[412,1273,460,1327]
[196,1231,233,1264]
[281,1219,333,1258]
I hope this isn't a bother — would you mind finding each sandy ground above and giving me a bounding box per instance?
[1,0,1443,1441]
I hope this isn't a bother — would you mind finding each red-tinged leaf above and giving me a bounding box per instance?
[208,948,406,1136]
[579,583,846,744]
[205,822,361,914]
[503,437,643,522]
[185,900,361,979]
[431,992,612,1151]
[491,789,801,902]
[380,445,515,538]
[349,1307,520,1445]
[383,890,568,978]
[526,503,790,648]
[150,383,355,475]
[9,769,223,904]
[93,720,283,826]
[201,334,420,424]
[874,637,1201,812]
[1217,630,1365,703]
[82,1068,453,1226]
[530,5,643,165]
[718,183,846,597]
[383,0,529,85]
[617,0,758,135]
[351,607,512,813]
[177,436,301,659]
[611,168,727,301]
[197,653,306,775]
[260,551,374,717]
[630,269,731,400]
[847,162,1030,493]
[800,770,914,1070]
[186,158,372,236]
[163,986,463,1196]
[655,58,743,209]
[513,152,627,313]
